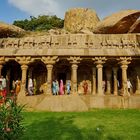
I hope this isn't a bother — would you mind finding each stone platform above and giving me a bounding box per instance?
[17,94,140,111]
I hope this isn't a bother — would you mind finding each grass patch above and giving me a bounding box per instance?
[20,109,140,140]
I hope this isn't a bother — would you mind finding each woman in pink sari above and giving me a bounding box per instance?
[59,79,64,95]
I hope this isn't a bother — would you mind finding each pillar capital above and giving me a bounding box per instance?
[16,56,32,65]
[41,56,59,65]
[118,57,131,66]
[93,57,106,65]
[67,56,81,64]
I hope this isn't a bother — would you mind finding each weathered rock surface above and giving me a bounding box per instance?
[64,8,100,33]
[93,10,140,34]
[0,22,25,38]
[128,19,140,33]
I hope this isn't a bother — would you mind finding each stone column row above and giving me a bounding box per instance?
[1,56,140,96]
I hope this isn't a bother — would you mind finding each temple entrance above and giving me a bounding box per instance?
[28,61,47,94]
[2,60,21,92]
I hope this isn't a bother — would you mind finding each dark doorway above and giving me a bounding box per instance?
[58,73,66,84]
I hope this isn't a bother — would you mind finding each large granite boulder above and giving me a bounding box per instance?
[64,8,100,33]
[128,20,140,33]
[0,22,25,38]
[93,10,140,34]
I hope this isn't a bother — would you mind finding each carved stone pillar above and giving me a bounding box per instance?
[68,56,81,94]
[21,64,28,92]
[92,67,96,95]
[46,64,53,94]
[16,57,33,96]
[71,64,78,94]
[105,68,112,95]
[96,64,103,95]
[113,67,118,95]
[135,67,140,94]
[41,56,59,94]
[93,57,106,95]
[121,64,128,95]
[118,57,131,96]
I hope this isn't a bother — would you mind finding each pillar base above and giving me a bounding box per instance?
[113,92,118,96]
[97,92,104,96]
[105,92,111,95]
[135,90,140,95]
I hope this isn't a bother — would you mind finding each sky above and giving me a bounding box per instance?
[0,0,140,24]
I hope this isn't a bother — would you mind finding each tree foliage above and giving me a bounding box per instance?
[13,15,64,31]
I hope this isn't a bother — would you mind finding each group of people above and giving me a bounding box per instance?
[52,79,71,95]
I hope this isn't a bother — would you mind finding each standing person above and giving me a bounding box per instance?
[55,80,59,95]
[66,80,71,95]
[1,76,7,98]
[15,79,21,95]
[28,77,33,95]
[83,80,88,95]
[52,80,56,95]
[127,79,132,94]
[33,78,37,95]
[59,79,64,95]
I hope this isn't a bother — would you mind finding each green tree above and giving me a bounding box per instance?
[13,15,64,31]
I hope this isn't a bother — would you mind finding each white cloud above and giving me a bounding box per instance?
[8,0,62,17]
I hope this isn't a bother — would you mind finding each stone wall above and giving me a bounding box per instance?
[18,95,140,111]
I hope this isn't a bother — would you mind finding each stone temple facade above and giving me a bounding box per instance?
[0,8,140,111]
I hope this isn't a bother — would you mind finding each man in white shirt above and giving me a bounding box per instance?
[28,78,33,95]
[127,79,132,94]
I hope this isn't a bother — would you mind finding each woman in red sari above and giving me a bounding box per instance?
[83,80,88,95]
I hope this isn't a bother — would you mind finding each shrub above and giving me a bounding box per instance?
[0,97,24,140]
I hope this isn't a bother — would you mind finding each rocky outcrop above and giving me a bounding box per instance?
[93,10,140,34]
[0,22,25,38]
[128,20,140,33]
[64,8,100,33]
